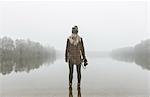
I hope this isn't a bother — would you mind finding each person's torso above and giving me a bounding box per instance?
[68,42,81,57]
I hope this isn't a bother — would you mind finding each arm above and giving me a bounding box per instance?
[80,38,87,62]
[65,39,69,62]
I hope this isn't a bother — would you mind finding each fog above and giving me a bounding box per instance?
[0,0,149,51]
[0,1,150,97]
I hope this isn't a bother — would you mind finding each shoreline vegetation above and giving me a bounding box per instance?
[56,39,150,70]
[0,36,56,75]
[111,39,150,70]
[0,36,149,75]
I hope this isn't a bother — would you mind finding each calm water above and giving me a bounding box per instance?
[0,57,150,97]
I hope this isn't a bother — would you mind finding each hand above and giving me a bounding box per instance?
[84,58,88,66]
[84,58,87,63]
[84,61,88,66]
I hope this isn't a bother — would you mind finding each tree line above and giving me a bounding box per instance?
[111,39,150,70]
[0,36,56,75]
[0,36,56,61]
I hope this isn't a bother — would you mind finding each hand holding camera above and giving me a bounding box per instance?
[83,58,88,66]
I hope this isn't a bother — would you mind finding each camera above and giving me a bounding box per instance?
[84,61,88,66]
[83,59,88,66]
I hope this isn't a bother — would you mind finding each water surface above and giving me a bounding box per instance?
[0,57,150,97]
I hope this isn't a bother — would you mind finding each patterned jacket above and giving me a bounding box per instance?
[65,38,86,65]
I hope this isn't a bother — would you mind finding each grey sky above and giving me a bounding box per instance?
[0,1,149,51]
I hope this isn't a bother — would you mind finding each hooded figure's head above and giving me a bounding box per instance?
[72,26,78,34]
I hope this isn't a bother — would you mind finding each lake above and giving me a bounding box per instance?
[0,57,150,97]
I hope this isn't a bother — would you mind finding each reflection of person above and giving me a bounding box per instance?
[77,88,81,97]
[69,87,81,97]
[69,88,73,97]
[65,26,88,89]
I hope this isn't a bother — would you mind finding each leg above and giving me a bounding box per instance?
[76,64,81,88]
[77,87,81,97]
[69,87,73,97]
[69,63,74,88]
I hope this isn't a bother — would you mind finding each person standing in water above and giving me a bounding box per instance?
[65,26,88,90]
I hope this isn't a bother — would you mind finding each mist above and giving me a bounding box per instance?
[0,1,149,51]
[0,1,150,97]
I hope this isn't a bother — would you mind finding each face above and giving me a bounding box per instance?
[72,27,78,34]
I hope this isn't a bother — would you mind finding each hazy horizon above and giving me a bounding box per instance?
[0,1,150,51]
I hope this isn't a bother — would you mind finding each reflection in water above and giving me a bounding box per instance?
[0,37,56,75]
[111,54,150,71]
[69,88,73,97]
[0,58,149,97]
[134,56,150,70]
[111,39,150,71]
[0,56,56,75]
[69,88,81,97]
[77,88,81,97]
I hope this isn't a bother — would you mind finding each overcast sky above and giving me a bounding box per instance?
[0,0,149,51]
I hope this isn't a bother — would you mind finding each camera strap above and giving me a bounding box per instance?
[82,63,86,69]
